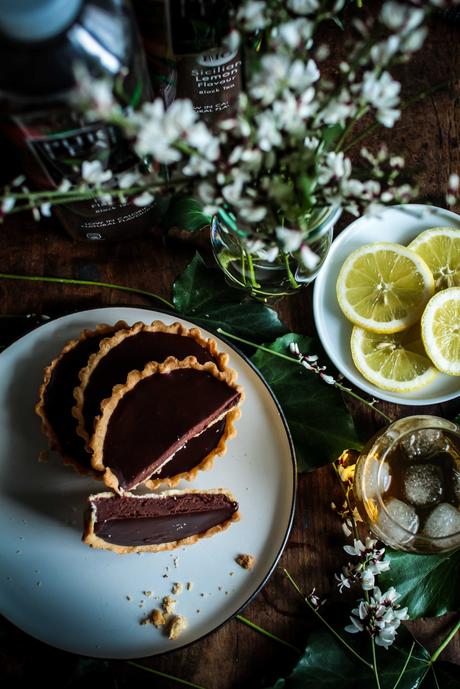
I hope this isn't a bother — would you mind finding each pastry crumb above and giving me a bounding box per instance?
[152,609,166,628]
[173,557,179,568]
[168,615,188,640]
[126,595,132,602]
[186,581,193,591]
[162,595,176,615]
[143,590,153,597]
[235,554,256,570]
[171,582,183,596]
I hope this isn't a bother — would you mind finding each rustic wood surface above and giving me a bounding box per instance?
[1,7,460,689]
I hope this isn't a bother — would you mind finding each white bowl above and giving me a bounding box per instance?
[313,204,460,405]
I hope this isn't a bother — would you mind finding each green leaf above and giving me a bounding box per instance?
[322,123,345,148]
[163,195,211,233]
[265,627,430,689]
[380,548,460,618]
[251,333,361,472]
[422,663,460,689]
[173,253,287,342]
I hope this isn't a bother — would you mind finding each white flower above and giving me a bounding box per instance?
[183,155,215,177]
[58,178,72,193]
[276,227,303,252]
[288,59,320,92]
[287,0,319,15]
[380,3,424,32]
[1,196,15,213]
[73,65,115,119]
[449,173,460,191]
[360,569,375,591]
[361,71,401,128]
[370,35,401,65]
[186,122,219,160]
[256,111,282,151]
[133,191,154,206]
[277,18,313,49]
[119,171,141,189]
[318,151,352,185]
[256,245,279,262]
[237,1,267,30]
[81,160,112,185]
[300,244,320,270]
[40,202,52,217]
[239,205,267,223]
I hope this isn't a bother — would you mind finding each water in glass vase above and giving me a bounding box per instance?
[354,416,460,553]
[211,207,341,299]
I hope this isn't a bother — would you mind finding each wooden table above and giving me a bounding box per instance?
[1,9,459,688]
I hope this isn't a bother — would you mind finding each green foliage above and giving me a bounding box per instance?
[380,549,460,619]
[173,253,288,342]
[163,195,211,233]
[251,333,361,471]
[266,627,430,689]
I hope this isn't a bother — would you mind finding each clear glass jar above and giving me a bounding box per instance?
[354,415,460,553]
[210,206,342,299]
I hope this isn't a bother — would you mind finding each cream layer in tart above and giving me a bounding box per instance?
[83,489,240,553]
[90,357,243,494]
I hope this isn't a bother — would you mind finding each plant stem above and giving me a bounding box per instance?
[216,328,391,422]
[371,639,382,689]
[246,252,261,289]
[391,641,415,689]
[283,252,300,289]
[127,661,207,689]
[283,569,373,670]
[0,273,175,310]
[236,614,301,653]
[429,617,460,664]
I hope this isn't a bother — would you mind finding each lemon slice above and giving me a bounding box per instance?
[408,227,460,291]
[336,243,434,333]
[421,287,460,375]
[351,325,438,392]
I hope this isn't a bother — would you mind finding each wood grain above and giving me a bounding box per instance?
[1,6,459,688]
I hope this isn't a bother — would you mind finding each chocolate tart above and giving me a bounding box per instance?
[35,322,126,475]
[90,357,243,494]
[83,489,240,553]
[74,320,234,488]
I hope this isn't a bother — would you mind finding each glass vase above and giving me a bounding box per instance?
[210,206,341,299]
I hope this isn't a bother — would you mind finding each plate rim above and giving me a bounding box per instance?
[0,304,297,659]
[313,203,460,406]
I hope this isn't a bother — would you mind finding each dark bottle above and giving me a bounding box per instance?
[133,0,241,126]
[0,0,160,241]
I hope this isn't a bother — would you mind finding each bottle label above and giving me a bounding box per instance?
[9,111,155,240]
[177,48,242,120]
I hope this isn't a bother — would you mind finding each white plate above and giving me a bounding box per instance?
[0,307,296,658]
[313,204,460,405]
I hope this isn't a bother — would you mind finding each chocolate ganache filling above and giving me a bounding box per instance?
[82,331,214,437]
[91,492,239,546]
[103,368,241,490]
[43,332,112,469]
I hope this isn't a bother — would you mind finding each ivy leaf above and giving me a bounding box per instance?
[380,548,460,618]
[173,253,287,342]
[266,627,430,689]
[251,333,361,471]
[162,195,210,233]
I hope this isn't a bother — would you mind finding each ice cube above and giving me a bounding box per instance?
[422,503,460,546]
[403,464,443,508]
[365,458,392,498]
[399,429,448,462]
[376,498,419,546]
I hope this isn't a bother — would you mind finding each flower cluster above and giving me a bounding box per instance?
[0,0,454,268]
[335,537,390,593]
[345,586,409,649]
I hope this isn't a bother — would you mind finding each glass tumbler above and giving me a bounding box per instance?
[354,415,460,553]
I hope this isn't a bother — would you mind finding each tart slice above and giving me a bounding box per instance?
[83,489,240,553]
[90,357,243,494]
[73,320,228,446]
[35,322,126,475]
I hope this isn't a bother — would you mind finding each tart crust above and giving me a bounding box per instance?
[35,322,127,477]
[83,488,240,554]
[90,356,244,494]
[72,320,229,448]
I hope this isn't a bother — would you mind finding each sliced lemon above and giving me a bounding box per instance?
[336,242,434,333]
[421,287,460,376]
[408,227,460,291]
[351,325,439,392]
